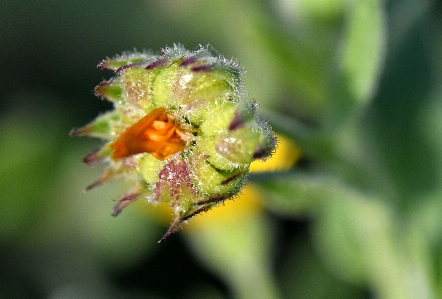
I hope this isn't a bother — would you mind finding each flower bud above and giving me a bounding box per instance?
[71,44,276,241]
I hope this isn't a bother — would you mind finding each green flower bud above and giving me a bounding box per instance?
[71,44,276,242]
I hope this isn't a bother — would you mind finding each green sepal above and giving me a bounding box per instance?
[190,153,246,197]
[119,68,156,113]
[139,154,167,185]
[229,100,258,130]
[94,79,123,102]
[176,70,235,126]
[216,128,261,164]
[253,120,278,160]
[150,64,179,107]
[70,111,121,140]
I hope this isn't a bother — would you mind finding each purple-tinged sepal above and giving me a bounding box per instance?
[85,166,122,191]
[229,101,259,130]
[112,191,142,217]
[98,52,155,71]
[82,145,113,165]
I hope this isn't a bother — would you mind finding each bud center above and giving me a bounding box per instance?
[110,107,186,161]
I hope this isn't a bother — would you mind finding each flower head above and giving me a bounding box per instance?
[71,44,276,241]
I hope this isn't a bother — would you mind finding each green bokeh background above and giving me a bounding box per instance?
[1,0,442,298]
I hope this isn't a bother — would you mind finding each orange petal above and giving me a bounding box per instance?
[110,107,185,160]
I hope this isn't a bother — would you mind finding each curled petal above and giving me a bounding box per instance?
[110,107,186,160]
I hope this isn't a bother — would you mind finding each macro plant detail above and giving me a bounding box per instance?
[71,44,276,242]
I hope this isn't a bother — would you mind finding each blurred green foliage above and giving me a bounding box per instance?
[1,0,442,298]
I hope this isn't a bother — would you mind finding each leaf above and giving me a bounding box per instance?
[251,171,352,216]
[338,0,386,105]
